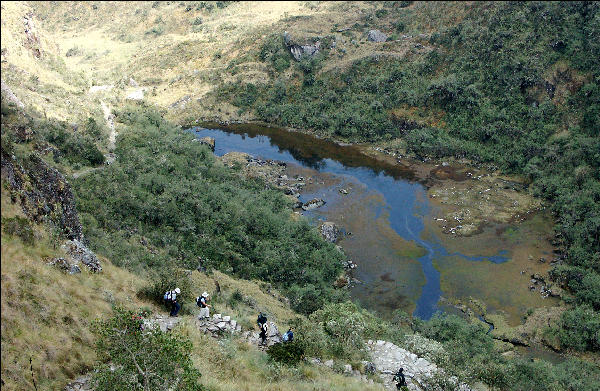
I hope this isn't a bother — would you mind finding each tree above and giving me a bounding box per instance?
[92,307,203,391]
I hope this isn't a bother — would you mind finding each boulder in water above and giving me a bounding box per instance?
[302,198,325,211]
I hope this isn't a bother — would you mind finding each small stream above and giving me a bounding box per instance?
[189,124,513,320]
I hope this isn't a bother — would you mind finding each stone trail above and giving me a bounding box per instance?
[367,339,472,391]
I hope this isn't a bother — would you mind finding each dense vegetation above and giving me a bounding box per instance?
[222,1,600,352]
[73,104,347,315]
[293,301,600,390]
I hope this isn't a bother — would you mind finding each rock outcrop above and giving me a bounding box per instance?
[283,31,321,61]
[46,257,81,274]
[197,313,242,336]
[1,150,83,241]
[61,240,102,272]
[367,339,472,391]
[198,136,215,152]
[367,30,388,42]
[64,375,93,391]
[1,79,25,109]
[126,88,144,100]
[242,321,282,347]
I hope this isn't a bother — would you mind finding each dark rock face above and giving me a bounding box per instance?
[283,31,320,61]
[1,149,83,241]
[367,30,388,42]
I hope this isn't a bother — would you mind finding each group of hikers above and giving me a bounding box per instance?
[163,287,212,318]
[162,288,409,387]
[162,288,293,345]
[256,312,294,345]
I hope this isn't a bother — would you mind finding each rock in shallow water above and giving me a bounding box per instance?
[301,198,325,211]
[320,221,340,243]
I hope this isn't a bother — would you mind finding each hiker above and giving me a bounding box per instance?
[393,367,407,389]
[259,321,268,345]
[282,327,294,342]
[257,312,267,329]
[196,291,211,319]
[163,287,181,317]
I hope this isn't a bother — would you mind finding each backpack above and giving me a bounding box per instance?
[257,314,267,325]
[282,330,293,342]
[164,291,173,302]
[196,296,206,308]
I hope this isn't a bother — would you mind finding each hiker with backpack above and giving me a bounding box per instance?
[257,313,268,345]
[163,287,181,317]
[257,312,267,329]
[259,321,268,345]
[393,367,407,389]
[282,327,294,342]
[196,291,211,320]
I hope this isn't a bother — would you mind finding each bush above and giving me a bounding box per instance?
[139,267,194,308]
[92,307,203,391]
[259,34,291,72]
[39,120,105,166]
[2,216,35,245]
[266,341,305,365]
[559,305,600,351]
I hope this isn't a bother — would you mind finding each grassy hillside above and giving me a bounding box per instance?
[1,188,151,390]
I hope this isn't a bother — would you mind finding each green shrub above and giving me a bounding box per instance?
[266,341,305,365]
[259,34,291,72]
[39,120,105,166]
[92,307,203,391]
[559,305,600,351]
[2,216,35,245]
[138,267,194,308]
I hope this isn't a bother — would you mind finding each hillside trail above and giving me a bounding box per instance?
[142,312,475,391]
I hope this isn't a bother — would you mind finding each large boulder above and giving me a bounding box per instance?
[320,221,340,243]
[62,240,102,272]
[367,30,388,42]
[283,31,320,61]
[302,198,325,211]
